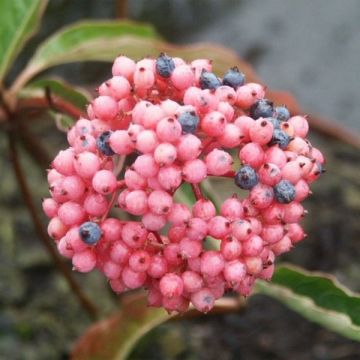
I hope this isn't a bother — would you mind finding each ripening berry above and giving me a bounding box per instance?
[258,163,282,186]
[274,180,296,204]
[125,190,148,216]
[142,212,166,231]
[215,85,236,104]
[178,110,199,134]
[84,192,108,216]
[242,235,264,256]
[220,236,242,260]
[72,249,97,273]
[249,184,274,209]
[269,129,291,150]
[186,217,208,242]
[157,165,182,191]
[133,67,155,91]
[48,216,68,240]
[129,250,151,272]
[182,271,204,293]
[249,119,274,145]
[224,260,246,284]
[160,273,184,298]
[231,219,252,241]
[79,222,102,245]
[294,179,310,202]
[42,198,59,218]
[112,55,136,79]
[208,216,231,239]
[201,111,226,137]
[92,96,118,121]
[191,288,215,313]
[148,190,173,215]
[154,143,177,166]
[73,151,100,179]
[121,222,148,248]
[249,99,274,119]
[135,130,158,153]
[176,134,202,161]
[156,53,175,78]
[273,106,290,122]
[58,201,86,226]
[179,238,202,259]
[222,67,245,89]
[182,159,207,184]
[101,218,122,242]
[205,149,233,176]
[92,170,117,195]
[220,197,244,220]
[124,168,147,190]
[147,255,168,278]
[167,203,192,225]
[171,64,194,90]
[288,116,309,138]
[156,117,182,143]
[192,199,216,221]
[109,130,134,155]
[261,224,284,244]
[96,131,114,156]
[52,148,75,176]
[282,202,304,223]
[103,261,123,280]
[122,266,147,289]
[110,241,130,264]
[199,70,221,90]
[200,251,225,277]
[271,235,292,256]
[264,146,287,168]
[235,165,259,190]
[133,154,159,178]
[239,142,265,168]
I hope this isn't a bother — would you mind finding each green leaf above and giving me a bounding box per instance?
[0,0,47,83]
[255,264,360,341]
[10,20,159,93]
[19,77,91,110]
[71,292,245,360]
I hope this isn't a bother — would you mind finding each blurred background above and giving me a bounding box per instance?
[1,1,360,359]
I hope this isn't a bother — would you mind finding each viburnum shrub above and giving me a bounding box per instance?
[43,53,324,313]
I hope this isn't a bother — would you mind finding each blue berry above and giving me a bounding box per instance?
[199,70,221,90]
[222,67,245,89]
[156,53,175,78]
[249,99,274,119]
[269,129,291,149]
[97,131,114,156]
[79,222,102,245]
[234,165,259,190]
[273,106,290,122]
[178,111,199,133]
[273,180,296,204]
[267,117,281,129]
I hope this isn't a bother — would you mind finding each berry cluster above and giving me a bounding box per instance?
[43,54,324,313]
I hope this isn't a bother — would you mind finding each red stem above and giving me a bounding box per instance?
[191,183,204,201]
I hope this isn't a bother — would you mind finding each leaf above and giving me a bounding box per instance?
[10,20,159,93]
[71,292,245,360]
[255,264,360,341]
[0,0,47,83]
[19,77,91,110]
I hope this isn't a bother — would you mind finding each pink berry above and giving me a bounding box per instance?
[72,249,96,273]
[148,190,173,215]
[200,251,224,277]
[160,273,184,298]
[182,159,207,184]
[192,199,216,221]
[205,149,233,175]
[92,96,118,121]
[92,170,117,195]
[191,288,215,313]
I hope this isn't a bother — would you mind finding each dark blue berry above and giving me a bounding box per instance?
[273,180,296,204]
[269,129,291,150]
[222,67,245,89]
[178,111,199,134]
[273,106,290,122]
[156,53,175,78]
[199,70,221,90]
[234,165,259,190]
[249,99,274,119]
[79,222,102,245]
[97,131,114,156]
[267,117,281,129]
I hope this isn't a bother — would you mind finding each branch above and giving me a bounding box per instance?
[191,183,204,201]
[8,130,99,320]
[16,96,86,119]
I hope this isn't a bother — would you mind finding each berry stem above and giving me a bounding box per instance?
[191,183,204,201]
[8,129,99,320]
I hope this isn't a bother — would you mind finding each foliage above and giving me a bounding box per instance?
[0,1,358,359]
